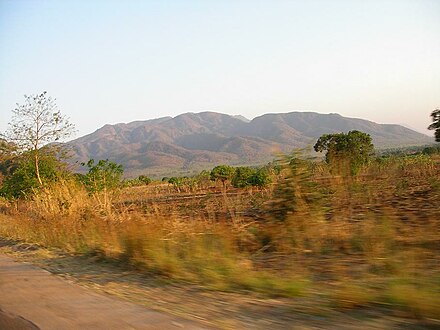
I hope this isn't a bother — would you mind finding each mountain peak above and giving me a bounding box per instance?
[67,111,433,177]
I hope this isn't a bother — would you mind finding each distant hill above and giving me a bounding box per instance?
[67,111,433,177]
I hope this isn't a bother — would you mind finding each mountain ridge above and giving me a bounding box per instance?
[67,111,433,177]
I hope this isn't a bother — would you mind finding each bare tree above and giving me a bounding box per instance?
[4,92,75,186]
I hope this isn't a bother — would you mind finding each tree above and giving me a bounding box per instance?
[137,175,152,185]
[232,166,256,188]
[428,108,440,142]
[0,139,18,185]
[4,92,75,186]
[168,177,181,186]
[314,130,374,175]
[250,168,272,187]
[0,151,64,198]
[168,176,184,192]
[210,165,235,188]
[81,159,123,193]
[230,166,273,188]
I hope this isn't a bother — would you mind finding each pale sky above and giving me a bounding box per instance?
[1,0,439,139]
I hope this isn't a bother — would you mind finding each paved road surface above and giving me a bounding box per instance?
[0,254,210,329]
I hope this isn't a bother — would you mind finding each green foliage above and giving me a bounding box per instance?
[250,168,272,187]
[138,175,152,185]
[0,139,19,184]
[232,167,256,188]
[210,165,235,186]
[5,92,75,186]
[123,175,152,187]
[378,145,436,157]
[314,130,374,175]
[231,167,273,188]
[265,161,282,176]
[428,108,440,142]
[81,159,123,193]
[0,158,18,185]
[269,155,319,222]
[168,177,183,187]
[422,145,440,155]
[0,153,63,199]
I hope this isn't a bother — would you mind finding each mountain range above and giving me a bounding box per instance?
[67,111,433,177]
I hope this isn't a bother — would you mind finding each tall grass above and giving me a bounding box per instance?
[0,154,439,318]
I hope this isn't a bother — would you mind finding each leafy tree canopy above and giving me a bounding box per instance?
[250,168,272,187]
[168,177,182,186]
[210,165,235,187]
[80,159,123,193]
[231,166,272,188]
[137,175,152,185]
[0,152,65,199]
[232,167,256,188]
[314,130,374,175]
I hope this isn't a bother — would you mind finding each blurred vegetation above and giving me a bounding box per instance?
[0,131,439,322]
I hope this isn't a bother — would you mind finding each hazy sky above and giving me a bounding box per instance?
[1,0,439,139]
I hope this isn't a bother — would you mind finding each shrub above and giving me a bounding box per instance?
[232,167,256,188]
[0,153,65,199]
[80,159,123,193]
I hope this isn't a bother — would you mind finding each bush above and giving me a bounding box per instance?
[80,159,123,193]
[232,167,256,188]
[124,175,152,187]
[231,167,272,188]
[314,130,374,175]
[0,154,64,199]
[250,168,272,187]
[210,165,234,188]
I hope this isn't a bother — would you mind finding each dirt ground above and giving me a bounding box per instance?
[0,251,209,329]
[1,238,439,330]
[0,309,40,330]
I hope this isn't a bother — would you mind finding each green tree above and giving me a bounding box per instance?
[0,152,64,198]
[4,92,75,186]
[250,168,272,187]
[314,130,374,175]
[230,166,272,188]
[422,145,440,155]
[168,176,184,192]
[428,108,440,142]
[210,165,235,188]
[137,175,152,185]
[232,166,256,188]
[168,176,183,187]
[0,139,18,185]
[81,159,123,193]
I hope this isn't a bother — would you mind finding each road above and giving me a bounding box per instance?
[0,254,210,330]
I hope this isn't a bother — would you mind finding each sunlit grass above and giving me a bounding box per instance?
[0,154,439,320]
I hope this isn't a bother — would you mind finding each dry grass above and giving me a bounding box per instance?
[0,154,439,319]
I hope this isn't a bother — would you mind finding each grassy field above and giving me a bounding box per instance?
[0,153,439,327]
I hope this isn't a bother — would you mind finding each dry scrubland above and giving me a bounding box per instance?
[0,154,439,323]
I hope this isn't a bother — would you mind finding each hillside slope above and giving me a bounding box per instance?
[67,111,432,176]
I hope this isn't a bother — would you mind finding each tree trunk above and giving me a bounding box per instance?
[35,152,43,186]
